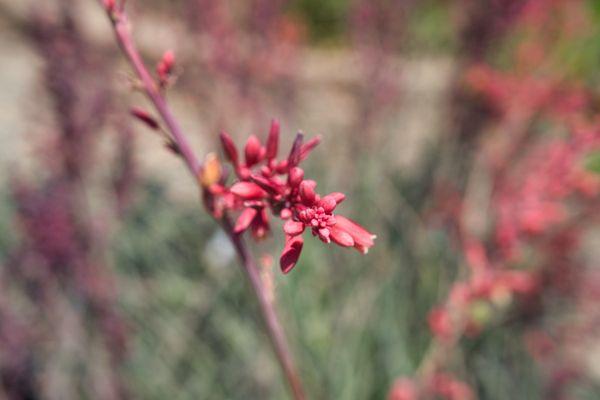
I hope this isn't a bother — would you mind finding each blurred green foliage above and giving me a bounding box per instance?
[290,0,454,51]
[290,0,349,43]
[585,151,600,174]
[94,156,556,399]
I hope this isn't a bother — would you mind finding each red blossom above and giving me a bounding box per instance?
[208,120,376,273]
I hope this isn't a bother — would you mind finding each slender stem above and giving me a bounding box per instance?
[222,217,305,400]
[110,11,200,176]
[99,4,305,399]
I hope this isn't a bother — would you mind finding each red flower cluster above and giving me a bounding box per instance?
[203,120,376,273]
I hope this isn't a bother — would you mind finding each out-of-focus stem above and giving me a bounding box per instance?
[222,217,305,400]
[99,4,305,399]
[108,10,200,176]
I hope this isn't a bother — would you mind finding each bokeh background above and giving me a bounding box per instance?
[0,0,599,399]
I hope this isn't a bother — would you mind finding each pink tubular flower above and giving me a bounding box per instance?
[211,119,376,273]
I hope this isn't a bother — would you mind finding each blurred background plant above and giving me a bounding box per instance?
[0,0,599,399]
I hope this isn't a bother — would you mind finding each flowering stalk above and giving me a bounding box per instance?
[98,2,306,398]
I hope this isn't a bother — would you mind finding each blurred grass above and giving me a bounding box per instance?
[93,150,553,399]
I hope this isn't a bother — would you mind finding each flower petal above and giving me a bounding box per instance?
[230,182,268,199]
[280,236,304,274]
[319,195,338,213]
[299,180,317,205]
[329,225,355,247]
[283,220,305,236]
[251,208,270,239]
[250,174,282,194]
[330,192,346,204]
[234,207,258,233]
[334,215,376,253]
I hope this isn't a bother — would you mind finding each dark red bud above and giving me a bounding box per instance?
[288,167,304,187]
[266,119,280,159]
[287,132,304,167]
[244,135,262,166]
[219,131,239,166]
[130,107,159,130]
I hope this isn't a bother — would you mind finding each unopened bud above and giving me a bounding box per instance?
[198,153,222,188]
[130,107,159,130]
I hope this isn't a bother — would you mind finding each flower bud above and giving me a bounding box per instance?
[130,107,159,130]
[244,135,262,166]
[319,195,338,213]
[288,167,304,187]
[287,132,304,167]
[299,180,317,204]
[266,119,280,159]
[198,153,222,188]
[280,236,303,274]
[219,131,239,166]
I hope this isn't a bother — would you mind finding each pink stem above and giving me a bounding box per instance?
[100,4,305,399]
[222,217,305,400]
[111,12,200,176]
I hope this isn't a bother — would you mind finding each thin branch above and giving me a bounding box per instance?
[98,2,305,399]
[222,216,305,400]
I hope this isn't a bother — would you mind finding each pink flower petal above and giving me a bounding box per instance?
[283,220,305,236]
[250,174,282,195]
[234,208,258,233]
[319,195,338,213]
[329,225,355,247]
[299,180,317,205]
[280,208,292,219]
[333,215,376,253]
[330,192,346,204]
[280,236,304,274]
[251,208,270,239]
[230,182,268,199]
